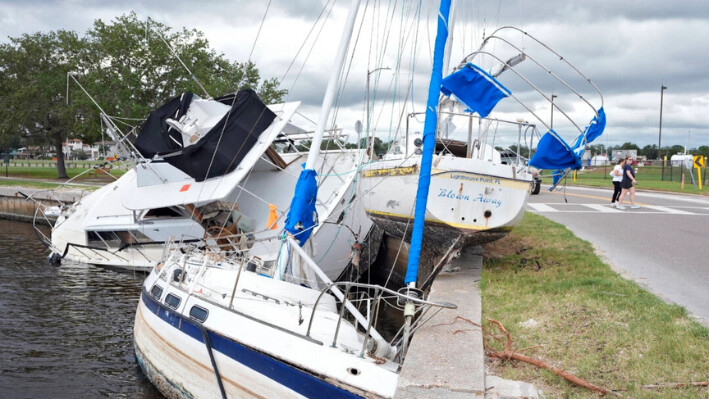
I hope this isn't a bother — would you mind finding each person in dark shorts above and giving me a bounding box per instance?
[616,156,638,209]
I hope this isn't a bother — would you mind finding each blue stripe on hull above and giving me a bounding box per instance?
[140,290,364,399]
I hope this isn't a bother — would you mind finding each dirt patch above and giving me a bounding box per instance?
[482,232,538,260]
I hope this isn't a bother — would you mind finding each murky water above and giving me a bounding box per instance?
[0,220,162,398]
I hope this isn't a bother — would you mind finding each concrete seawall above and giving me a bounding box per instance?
[0,186,86,224]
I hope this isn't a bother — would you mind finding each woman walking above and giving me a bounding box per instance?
[610,158,625,207]
[617,156,639,209]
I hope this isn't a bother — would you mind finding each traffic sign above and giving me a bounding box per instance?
[694,155,704,168]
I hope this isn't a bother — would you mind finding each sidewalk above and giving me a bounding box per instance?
[395,245,541,398]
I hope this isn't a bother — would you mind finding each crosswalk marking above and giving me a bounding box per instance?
[528,203,702,215]
[527,203,557,212]
[642,205,695,215]
[583,204,623,213]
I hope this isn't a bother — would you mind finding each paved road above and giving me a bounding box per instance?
[527,185,709,326]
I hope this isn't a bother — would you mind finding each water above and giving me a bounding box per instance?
[0,220,162,399]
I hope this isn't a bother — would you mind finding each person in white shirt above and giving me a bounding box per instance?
[610,158,625,207]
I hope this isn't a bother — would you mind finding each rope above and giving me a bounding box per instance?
[280,0,334,85]
[248,0,272,63]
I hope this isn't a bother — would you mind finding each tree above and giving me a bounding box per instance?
[74,13,286,140]
[0,30,87,178]
[668,145,685,156]
[619,142,640,151]
[0,13,287,178]
[640,144,658,160]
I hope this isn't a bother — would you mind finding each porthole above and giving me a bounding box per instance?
[150,284,164,300]
[189,305,209,323]
[347,368,361,376]
[165,293,181,309]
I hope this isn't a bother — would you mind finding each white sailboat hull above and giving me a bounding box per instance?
[50,150,374,279]
[361,155,533,247]
[134,255,398,399]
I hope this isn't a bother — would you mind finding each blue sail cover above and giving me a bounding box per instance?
[284,168,319,245]
[573,107,606,148]
[530,108,606,173]
[405,0,451,285]
[441,63,511,118]
[530,130,582,171]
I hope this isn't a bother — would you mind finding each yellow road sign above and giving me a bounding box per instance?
[694,155,705,168]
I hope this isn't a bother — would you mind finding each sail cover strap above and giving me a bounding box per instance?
[440,63,511,118]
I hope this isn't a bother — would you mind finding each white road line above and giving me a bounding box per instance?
[527,203,557,212]
[584,204,623,213]
[527,203,702,215]
[642,205,695,215]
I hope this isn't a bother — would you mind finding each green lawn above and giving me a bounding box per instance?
[541,165,709,196]
[482,212,709,398]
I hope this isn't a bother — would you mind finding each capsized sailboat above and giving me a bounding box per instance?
[133,1,458,397]
[37,86,376,279]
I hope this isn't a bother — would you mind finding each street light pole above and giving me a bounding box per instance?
[366,67,390,157]
[658,85,667,159]
[550,94,558,130]
[659,84,667,180]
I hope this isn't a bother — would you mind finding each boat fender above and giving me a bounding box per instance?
[47,252,62,266]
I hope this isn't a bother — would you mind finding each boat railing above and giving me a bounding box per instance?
[309,280,456,362]
[406,110,539,170]
[282,235,457,362]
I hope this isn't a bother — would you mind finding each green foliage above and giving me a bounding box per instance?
[0,12,286,178]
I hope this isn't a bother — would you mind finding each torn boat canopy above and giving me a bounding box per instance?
[122,101,300,211]
[134,89,276,182]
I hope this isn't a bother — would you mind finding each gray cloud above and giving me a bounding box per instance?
[1,0,707,149]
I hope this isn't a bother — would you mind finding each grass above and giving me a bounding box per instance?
[481,212,709,398]
[0,179,75,190]
[0,165,126,180]
[541,165,709,196]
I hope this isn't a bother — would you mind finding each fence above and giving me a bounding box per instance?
[588,161,707,186]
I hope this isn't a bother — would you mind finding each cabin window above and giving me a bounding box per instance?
[87,230,152,247]
[189,306,208,323]
[165,293,181,309]
[143,207,184,219]
[150,284,164,300]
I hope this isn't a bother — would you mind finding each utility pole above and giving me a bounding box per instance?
[659,84,667,180]
[550,94,558,130]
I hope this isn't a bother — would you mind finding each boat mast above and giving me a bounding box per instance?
[305,0,361,170]
[404,0,452,288]
[284,0,361,246]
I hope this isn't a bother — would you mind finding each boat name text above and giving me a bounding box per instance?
[437,189,502,208]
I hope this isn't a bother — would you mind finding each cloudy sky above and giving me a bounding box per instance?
[2,0,708,152]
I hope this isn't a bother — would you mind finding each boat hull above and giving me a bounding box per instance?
[134,273,396,399]
[361,155,532,247]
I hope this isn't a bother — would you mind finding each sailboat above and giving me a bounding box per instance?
[360,24,605,273]
[133,1,458,397]
[33,68,377,280]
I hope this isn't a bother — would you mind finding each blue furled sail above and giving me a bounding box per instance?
[284,168,319,245]
[530,107,606,188]
[405,0,452,285]
[282,0,361,247]
[441,63,511,118]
